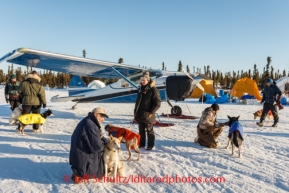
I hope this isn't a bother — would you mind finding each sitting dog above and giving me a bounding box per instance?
[9,104,23,125]
[253,109,273,124]
[105,124,140,161]
[103,135,124,179]
[225,116,244,158]
[18,109,54,135]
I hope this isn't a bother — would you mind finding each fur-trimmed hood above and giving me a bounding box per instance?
[149,80,155,88]
[25,73,41,82]
[140,80,156,88]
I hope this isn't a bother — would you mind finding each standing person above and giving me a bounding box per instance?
[257,78,282,127]
[69,107,108,184]
[194,104,226,148]
[134,72,161,150]
[18,71,46,131]
[4,74,21,111]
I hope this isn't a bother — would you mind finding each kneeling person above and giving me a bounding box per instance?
[195,104,226,148]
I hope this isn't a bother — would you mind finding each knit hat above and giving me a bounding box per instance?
[266,78,273,84]
[211,104,219,111]
[10,74,16,79]
[141,71,150,82]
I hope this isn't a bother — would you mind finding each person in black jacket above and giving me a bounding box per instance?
[134,72,161,150]
[69,107,108,183]
[4,74,21,111]
[257,78,282,127]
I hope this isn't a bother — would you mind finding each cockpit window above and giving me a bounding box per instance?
[120,70,163,87]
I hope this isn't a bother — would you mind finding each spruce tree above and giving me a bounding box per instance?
[177,60,183,72]
[83,49,86,58]
[118,58,124,64]
[186,65,190,73]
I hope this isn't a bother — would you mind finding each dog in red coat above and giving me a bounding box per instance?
[105,124,141,161]
[253,109,273,125]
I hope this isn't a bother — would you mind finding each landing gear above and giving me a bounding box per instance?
[71,101,79,110]
[171,105,182,116]
[166,100,182,116]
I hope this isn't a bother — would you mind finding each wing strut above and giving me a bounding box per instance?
[111,67,139,89]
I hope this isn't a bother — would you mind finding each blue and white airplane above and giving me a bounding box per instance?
[0,48,204,113]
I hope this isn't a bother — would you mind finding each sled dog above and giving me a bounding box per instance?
[225,116,244,158]
[253,109,273,124]
[105,124,140,161]
[9,104,23,125]
[18,109,54,135]
[103,135,124,179]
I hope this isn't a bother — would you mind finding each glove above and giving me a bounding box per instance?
[148,113,153,118]
[214,121,220,128]
[223,121,230,126]
[43,104,46,108]
[276,95,282,104]
[6,98,9,103]
[101,137,108,145]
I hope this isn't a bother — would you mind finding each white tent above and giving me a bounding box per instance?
[87,80,106,89]
[275,76,289,94]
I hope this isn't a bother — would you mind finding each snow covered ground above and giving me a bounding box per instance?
[0,87,289,193]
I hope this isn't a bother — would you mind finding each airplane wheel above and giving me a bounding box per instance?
[171,106,182,116]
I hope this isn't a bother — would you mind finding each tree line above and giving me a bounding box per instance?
[174,57,288,89]
[0,56,288,90]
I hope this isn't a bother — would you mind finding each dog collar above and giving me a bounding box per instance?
[105,146,116,152]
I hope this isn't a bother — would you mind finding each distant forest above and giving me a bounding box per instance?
[0,56,288,89]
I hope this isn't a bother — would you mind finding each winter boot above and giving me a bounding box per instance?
[194,136,199,143]
[272,123,278,127]
[71,174,82,184]
[256,122,264,127]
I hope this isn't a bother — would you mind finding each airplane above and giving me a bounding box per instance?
[66,75,105,96]
[0,47,205,115]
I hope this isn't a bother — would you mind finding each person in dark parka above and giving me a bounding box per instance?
[18,71,46,131]
[257,78,282,127]
[5,74,21,111]
[134,72,161,150]
[69,107,108,183]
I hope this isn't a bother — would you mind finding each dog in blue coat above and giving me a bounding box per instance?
[225,116,244,158]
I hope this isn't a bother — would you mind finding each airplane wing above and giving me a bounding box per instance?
[0,48,144,78]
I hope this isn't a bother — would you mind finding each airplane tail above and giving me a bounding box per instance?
[69,76,86,88]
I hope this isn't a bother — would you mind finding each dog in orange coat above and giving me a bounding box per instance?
[105,124,141,161]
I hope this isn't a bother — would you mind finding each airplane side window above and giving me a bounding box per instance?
[130,75,142,85]
[121,81,129,87]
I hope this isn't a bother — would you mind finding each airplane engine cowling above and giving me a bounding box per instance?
[166,76,193,101]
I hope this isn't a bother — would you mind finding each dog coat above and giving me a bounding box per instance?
[108,126,140,148]
[228,122,244,139]
[261,109,272,116]
[19,114,46,125]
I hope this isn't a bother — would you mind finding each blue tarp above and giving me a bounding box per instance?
[281,97,287,105]
[205,94,216,104]
[241,95,256,99]
[206,93,229,104]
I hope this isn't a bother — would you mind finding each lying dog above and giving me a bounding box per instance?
[105,124,140,161]
[9,104,23,125]
[103,135,124,179]
[253,109,273,124]
[225,116,244,158]
[18,109,54,135]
